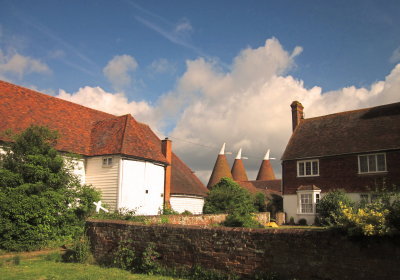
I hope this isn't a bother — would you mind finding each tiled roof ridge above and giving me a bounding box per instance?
[302,101,400,122]
[0,80,116,119]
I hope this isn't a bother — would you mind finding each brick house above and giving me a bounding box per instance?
[0,80,208,215]
[282,101,400,224]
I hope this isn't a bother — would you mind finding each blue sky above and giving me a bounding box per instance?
[1,0,400,181]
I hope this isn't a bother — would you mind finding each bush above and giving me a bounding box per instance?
[137,243,160,274]
[316,190,353,225]
[298,218,308,226]
[336,201,390,236]
[0,126,100,251]
[253,193,268,212]
[62,235,92,263]
[204,178,260,227]
[113,240,136,272]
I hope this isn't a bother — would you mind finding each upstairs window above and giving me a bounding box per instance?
[297,160,319,177]
[358,153,386,174]
[102,157,113,167]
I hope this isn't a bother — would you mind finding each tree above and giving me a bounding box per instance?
[203,177,261,228]
[0,126,100,251]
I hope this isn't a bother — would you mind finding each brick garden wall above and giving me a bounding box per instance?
[144,212,270,226]
[87,219,400,280]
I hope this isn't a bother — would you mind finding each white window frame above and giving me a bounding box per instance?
[297,190,321,214]
[358,153,387,174]
[297,159,319,177]
[102,157,113,167]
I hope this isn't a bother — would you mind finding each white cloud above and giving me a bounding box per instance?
[0,50,51,79]
[56,86,160,131]
[103,55,138,89]
[390,46,400,63]
[149,58,176,74]
[154,38,400,184]
[56,38,400,185]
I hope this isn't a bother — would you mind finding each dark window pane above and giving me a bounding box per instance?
[368,155,376,172]
[305,162,311,175]
[299,162,304,176]
[312,161,318,175]
[377,154,386,171]
[359,156,368,173]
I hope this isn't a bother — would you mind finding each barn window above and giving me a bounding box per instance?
[102,157,113,167]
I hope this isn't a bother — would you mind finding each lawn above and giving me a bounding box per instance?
[0,253,184,280]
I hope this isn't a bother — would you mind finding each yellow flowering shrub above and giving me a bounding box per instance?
[338,201,390,236]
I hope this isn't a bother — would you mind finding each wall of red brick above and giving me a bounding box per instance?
[87,220,400,280]
[283,150,400,195]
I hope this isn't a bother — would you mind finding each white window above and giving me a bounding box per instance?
[102,157,113,167]
[297,159,319,177]
[358,153,386,174]
[298,191,321,214]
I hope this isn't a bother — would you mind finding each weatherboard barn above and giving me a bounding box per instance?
[0,80,208,215]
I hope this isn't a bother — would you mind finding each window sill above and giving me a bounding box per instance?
[357,171,387,176]
[296,212,316,215]
[297,175,320,178]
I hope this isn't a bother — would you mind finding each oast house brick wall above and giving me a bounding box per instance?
[87,220,400,280]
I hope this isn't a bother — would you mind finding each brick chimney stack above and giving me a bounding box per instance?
[291,101,304,132]
[161,138,172,207]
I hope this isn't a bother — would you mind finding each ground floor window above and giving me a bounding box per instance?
[297,190,321,214]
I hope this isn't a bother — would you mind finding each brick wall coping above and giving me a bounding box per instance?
[86,219,328,235]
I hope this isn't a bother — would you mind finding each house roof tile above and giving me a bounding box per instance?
[282,102,400,160]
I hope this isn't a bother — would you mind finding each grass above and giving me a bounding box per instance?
[0,253,184,280]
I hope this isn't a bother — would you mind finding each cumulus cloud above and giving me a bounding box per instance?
[0,50,51,79]
[390,46,400,63]
[155,38,400,183]
[56,37,400,184]
[103,55,138,89]
[56,86,160,130]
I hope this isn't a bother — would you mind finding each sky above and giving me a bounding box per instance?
[1,0,400,183]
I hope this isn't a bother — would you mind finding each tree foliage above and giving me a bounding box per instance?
[316,189,354,225]
[0,126,100,251]
[203,177,261,228]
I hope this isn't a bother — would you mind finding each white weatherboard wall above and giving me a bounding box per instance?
[170,195,204,214]
[120,159,165,215]
[86,156,120,210]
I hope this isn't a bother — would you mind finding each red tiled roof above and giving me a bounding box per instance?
[231,159,248,181]
[256,160,276,180]
[237,180,282,196]
[0,80,167,162]
[282,102,400,160]
[207,154,233,189]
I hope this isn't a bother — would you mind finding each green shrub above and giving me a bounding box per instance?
[113,240,136,272]
[298,218,307,226]
[288,216,295,225]
[253,193,268,212]
[181,210,193,215]
[203,178,260,227]
[137,243,160,274]
[0,126,100,251]
[63,235,92,263]
[388,197,400,231]
[316,190,353,225]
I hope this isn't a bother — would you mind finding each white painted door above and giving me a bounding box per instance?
[120,159,165,215]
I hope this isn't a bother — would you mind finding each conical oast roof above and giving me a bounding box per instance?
[256,149,276,180]
[231,148,248,181]
[207,143,233,189]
